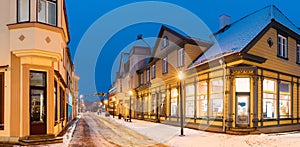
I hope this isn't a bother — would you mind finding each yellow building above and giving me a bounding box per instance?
[0,0,78,144]
[114,5,300,134]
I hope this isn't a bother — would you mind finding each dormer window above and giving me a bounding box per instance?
[37,0,57,26]
[161,36,169,49]
[18,0,30,22]
[278,34,287,59]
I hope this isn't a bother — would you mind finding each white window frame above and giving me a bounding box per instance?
[37,0,57,26]
[18,0,30,22]
[162,36,169,49]
[278,34,287,58]
[178,48,184,67]
[140,73,144,85]
[146,69,150,82]
[297,44,300,63]
[162,57,168,74]
[151,65,156,79]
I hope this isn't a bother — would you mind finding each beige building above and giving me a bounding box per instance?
[0,0,78,145]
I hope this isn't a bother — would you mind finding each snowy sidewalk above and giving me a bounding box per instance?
[100,114,300,147]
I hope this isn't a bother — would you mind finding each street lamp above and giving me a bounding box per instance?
[178,71,185,137]
[112,97,116,118]
[128,90,133,122]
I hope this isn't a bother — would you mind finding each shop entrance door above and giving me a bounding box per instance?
[236,94,250,127]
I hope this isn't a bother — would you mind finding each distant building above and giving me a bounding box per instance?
[0,0,79,144]
[110,5,300,134]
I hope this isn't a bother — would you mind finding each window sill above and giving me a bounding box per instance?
[277,55,288,61]
[296,62,300,65]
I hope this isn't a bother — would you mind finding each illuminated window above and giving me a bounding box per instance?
[263,79,277,119]
[185,85,195,117]
[210,79,223,118]
[171,88,178,116]
[196,82,207,118]
[279,82,291,118]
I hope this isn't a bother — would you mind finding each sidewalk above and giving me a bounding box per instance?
[100,114,300,147]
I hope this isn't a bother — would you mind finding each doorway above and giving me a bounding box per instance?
[30,71,47,135]
[235,78,250,127]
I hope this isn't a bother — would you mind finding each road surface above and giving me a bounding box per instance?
[69,113,167,147]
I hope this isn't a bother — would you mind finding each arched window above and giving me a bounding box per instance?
[161,36,169,49]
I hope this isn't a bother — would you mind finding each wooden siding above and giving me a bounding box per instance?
[247,28,300,76]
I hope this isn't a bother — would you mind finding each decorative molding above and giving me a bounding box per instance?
[19,35,25,41]
[45,36,51,44]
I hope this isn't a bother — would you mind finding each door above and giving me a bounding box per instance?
[30,71,47,135]
[236,94,250,127]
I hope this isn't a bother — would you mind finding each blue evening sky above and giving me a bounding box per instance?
[65,0,300,100]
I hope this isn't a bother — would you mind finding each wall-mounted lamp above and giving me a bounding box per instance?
[267,37,273,47]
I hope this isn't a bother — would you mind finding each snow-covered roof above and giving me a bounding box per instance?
[193,5,300,67]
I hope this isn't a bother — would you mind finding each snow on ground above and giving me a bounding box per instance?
[104,114,300,147]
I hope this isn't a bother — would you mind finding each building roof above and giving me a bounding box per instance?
[192,5,300,68]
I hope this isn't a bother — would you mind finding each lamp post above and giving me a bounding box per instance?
[112,97,116,118]
[178,71,185,136]
[128,90,133,122]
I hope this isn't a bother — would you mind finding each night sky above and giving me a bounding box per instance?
[65,0,300,101]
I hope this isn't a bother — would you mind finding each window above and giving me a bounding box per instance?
[178,48,184,67]
[278,34,287,58]
[152,94,156,113]
[37,0,57,26]
[236,78,250,92]
[144,96,149,114]
[18,0,30,22]
[54,80,58,123]
[297,44,300,63]
[140,73,144,85]
[263,79,277,119]
[60,87,65,120]
[279,82,291,118]
[185,85,195,117]
[171,88,178,116]
[0,72,4,130]
[210,79,223,118]
[162,57,168,74]
[152,65,156,79]
[196,82,207,118]
[146,69,150,82]
[161,36,169,48]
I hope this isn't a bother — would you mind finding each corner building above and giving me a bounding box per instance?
[0,0,78,144]
[109,5,300,134]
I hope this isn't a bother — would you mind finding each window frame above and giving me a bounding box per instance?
[262,79,277,119]
[279,82,291,118]
[210,79,224,119]
[296,44,300,64]
[0,72,4,130]
[161,36,169,49]
[146,69,150,82]
[162,57,168,74]
[185,84,195,118]
[177,48,184,67]
[36,0,57,26]
[151,65,156,79]
[196,81,208,118]
[17,0,31,23]
[277,34,288,59]
[60,87,65,121]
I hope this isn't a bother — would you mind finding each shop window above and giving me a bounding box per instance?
[160,93,166,116]
[263,79,277,119]
[177,48,184,67]
[0,72,4,130]
[278,34,288,59]
[151,94,156,114]
[144,96,149,114]
[37,0,57,26]
[196,82,207,118]
[210,79,223,119]
[279,82,291,118]
[162,57,168,74]
[60,87,65,120]
[171,88,178,116]
[185,85,195,118]
[18,0,30,22]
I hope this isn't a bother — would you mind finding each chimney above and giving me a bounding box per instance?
[219,14,231,29]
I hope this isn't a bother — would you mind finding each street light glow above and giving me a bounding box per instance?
[178,71,184,80]
[128,90,133,96]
